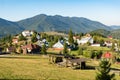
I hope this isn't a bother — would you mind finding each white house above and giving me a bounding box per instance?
[91,44,100,47]
[22,30,34,37]
[77,37,93,45]
[53,41,64,50]
[104,41,112,47]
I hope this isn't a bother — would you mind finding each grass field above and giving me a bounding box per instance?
[0,54,120,80]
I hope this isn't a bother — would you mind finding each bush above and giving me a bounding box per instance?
[78,47,83,55]
[41,44,47,54]
[96,50,103,59]
[83,50,94,58]
[83,50,102,59]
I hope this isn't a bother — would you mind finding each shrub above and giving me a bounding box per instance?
[78,47,83,55]
[83,50,94,58]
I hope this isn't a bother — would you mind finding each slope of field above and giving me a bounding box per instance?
[0,55,119,80]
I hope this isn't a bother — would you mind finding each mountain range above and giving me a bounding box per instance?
[0,18,24,37]
[0,14,120,37]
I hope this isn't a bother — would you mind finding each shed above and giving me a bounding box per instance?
[68,58,87,69]
[49,54,87,69]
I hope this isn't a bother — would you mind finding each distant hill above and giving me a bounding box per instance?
[0,14,117,37]
[89,29,120,39]
[0,18,24,37]
[17,14,112,33]
[109,29,120,39]
[89,29,110,37]
[109,25,120,29]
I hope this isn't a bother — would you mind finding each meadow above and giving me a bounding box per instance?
[0,54,120,80]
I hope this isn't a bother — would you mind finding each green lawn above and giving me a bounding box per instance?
[0,54,120,80]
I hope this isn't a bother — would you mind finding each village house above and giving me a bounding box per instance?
[104,41,112,47]
[77,36,93,45]
[53,41,64,50]
[73,36,80,41]
[21,44,40,54]
[91,43,100,47]
[22,30,34,37]
[37,40,44,47]
[37,39,49,47]
[108,36,113,39]
[12,38,18,44]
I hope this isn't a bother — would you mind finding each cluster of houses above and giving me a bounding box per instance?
[6,30,119,54]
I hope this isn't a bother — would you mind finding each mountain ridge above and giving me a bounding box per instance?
[0,14,118,37]
[17,14,112,33]
[0,18,24,37]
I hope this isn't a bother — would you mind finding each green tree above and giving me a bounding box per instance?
[54,36,59,43]
[96,50,103,59]
[1,35,12,43]
[78,46,83,55]
[18,34,26,41]
[83,50,94,58]
[49,42,54,48]
[96,60,115,80]
[111,42,115,51]
[93,36,98,43]
[68,29,74,45]
[41,44,47,54]
[63,42,68,54]
[31,32,37,43]
[79,33,84,37]
[99,39,104,46]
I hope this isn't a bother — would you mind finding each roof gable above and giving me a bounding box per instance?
[53,41,63,48]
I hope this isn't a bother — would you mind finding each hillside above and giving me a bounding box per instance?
[17,14,112,33]
[109,29,120,39]
[0,18,24,37]
[89,29,110,37]
[109,25,120,30]
[89,29,120,39]
[0,14,117,37]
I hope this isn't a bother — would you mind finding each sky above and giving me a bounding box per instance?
[0,0,120,25]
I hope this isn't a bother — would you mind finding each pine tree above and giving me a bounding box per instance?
[96,60,115,80]
[68,29,74,45]
[49,42,54,48]
[63,42,68,54]
[54,36,59,43]
[31,32,37,43]
[93,36,98,43]
[18,34,26,41]
[78,46,83,55]
[111,42,115,51]
[41,44,47,54]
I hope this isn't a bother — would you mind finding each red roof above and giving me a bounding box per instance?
[108,36,112,39]
[102,52,112,58]
[22,44,40,50]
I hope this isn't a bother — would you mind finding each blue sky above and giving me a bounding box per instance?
[0,0,120,25]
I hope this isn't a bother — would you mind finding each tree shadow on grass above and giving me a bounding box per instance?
[85,65,96,70]
[72,65,96,70]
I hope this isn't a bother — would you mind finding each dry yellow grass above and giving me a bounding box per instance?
[0,55,119,80]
